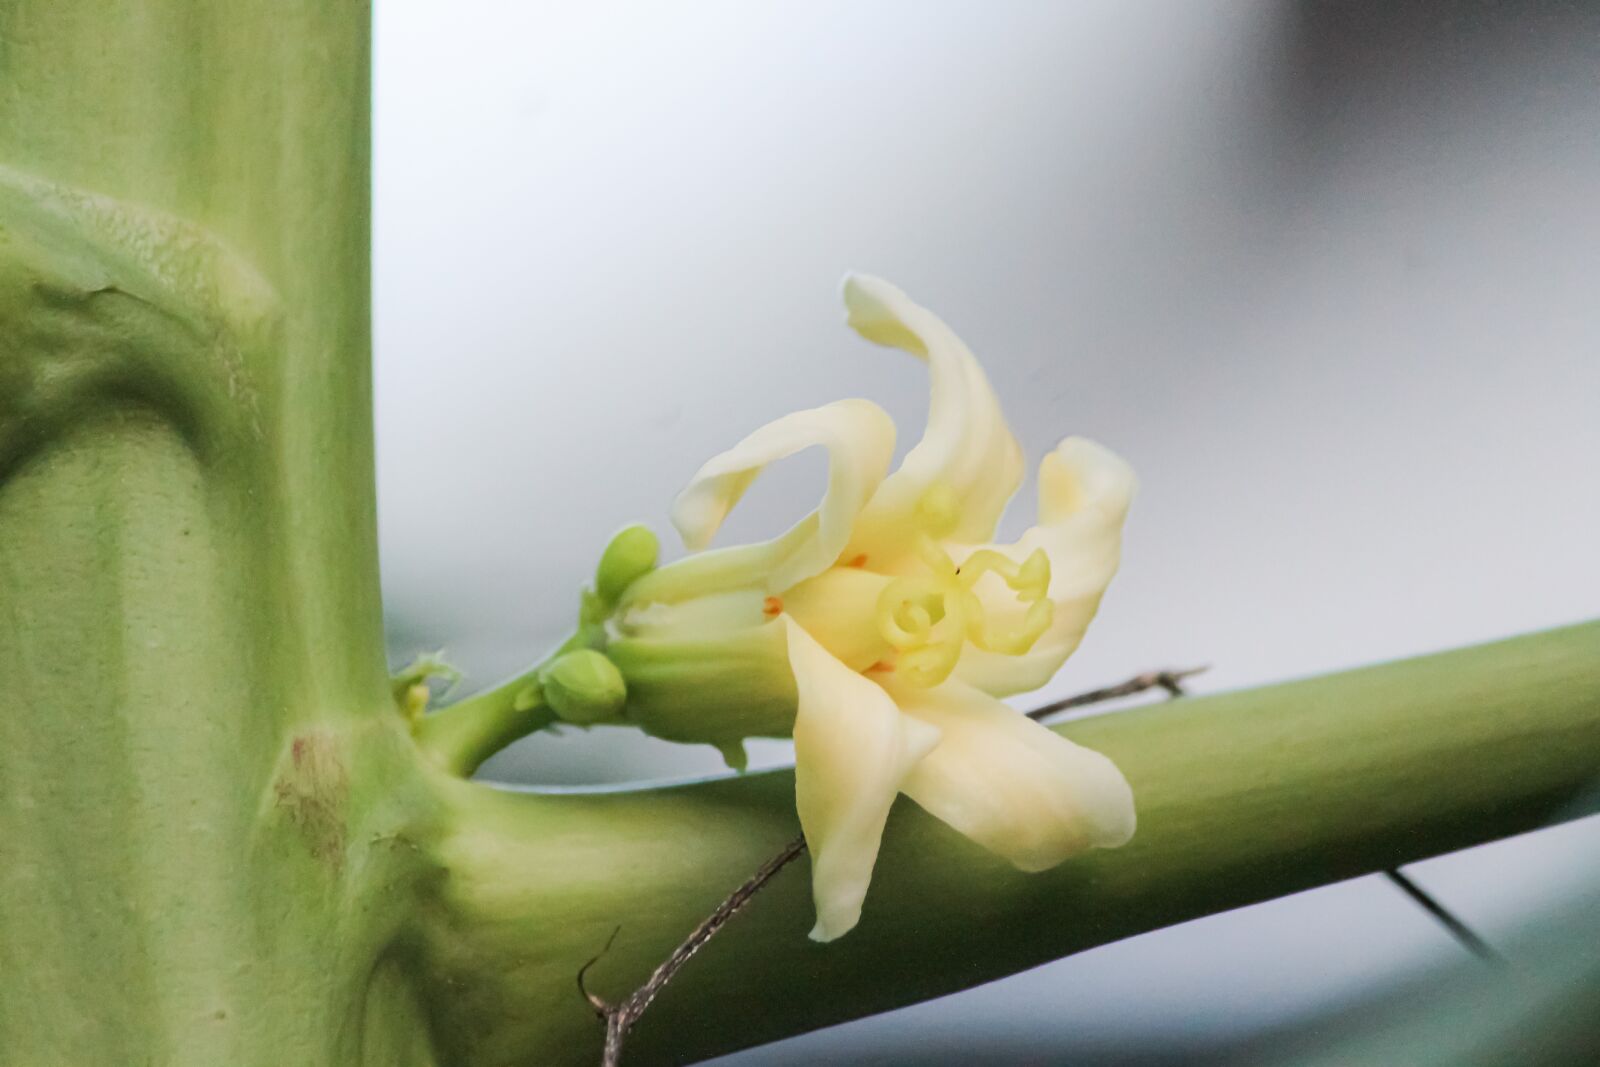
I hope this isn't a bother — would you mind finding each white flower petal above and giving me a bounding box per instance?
[786,619,940,941]
[781,565,895,673]
[670,397,896,593]
[953,437,1136,697]
[889,678,1135,871]
[620,539,785,612]
[841,274,1024,558]
[1035,435,1137,528]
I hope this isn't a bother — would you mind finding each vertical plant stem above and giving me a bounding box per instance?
[0,6,428,1065]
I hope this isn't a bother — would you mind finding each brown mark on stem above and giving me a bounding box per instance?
[271,730,350,870]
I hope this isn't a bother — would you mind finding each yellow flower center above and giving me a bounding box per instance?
[872,485,1054,688]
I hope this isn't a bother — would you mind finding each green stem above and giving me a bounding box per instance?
[416,665,560,776]
[415,619,1600,1066]
[0,5,435,1065]
[414,627,615,774]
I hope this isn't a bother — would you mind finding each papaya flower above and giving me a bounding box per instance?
[604,275,1137,941]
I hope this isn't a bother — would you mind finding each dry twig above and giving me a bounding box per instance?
[582,836,808,1067]
[1026,666,1208,721]
[1382,868,1505,966]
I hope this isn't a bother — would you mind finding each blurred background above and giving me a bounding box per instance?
[373,3,1600,1062]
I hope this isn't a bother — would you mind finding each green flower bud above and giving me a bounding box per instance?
[538,649,627,725]
[605,623,798,762]
[595,524,660,607]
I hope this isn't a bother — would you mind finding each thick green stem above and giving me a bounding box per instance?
[0,4,433,1065]
[0,3,387,712]
[416,620,1600,1066]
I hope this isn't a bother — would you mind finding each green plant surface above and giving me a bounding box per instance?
[415,620,1600,1066]
[0,3,422,1064]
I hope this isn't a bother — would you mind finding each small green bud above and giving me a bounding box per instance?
[717,740,750,773]
[390,650,462,723]
[538,649,627,725]
[595,524,660,606]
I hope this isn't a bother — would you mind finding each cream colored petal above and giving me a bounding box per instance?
[621,539,787,612]
[617,587,768,638]
[670,397,897,593]
[1035,435,1137,527]
[787,619,940,941]
[953,437,1136,697]
[888,678,1135,870]
[780,565,895,673]
[841,275,1024,559]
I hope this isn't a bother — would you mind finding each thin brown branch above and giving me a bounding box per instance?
[1382,868,1503,966]
[583,836,808,1067]
[581,665,1201,1066]
[1026,665,1208,721]
[577,926,622,1019]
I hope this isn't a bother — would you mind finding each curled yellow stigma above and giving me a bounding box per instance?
[958,547,1053,655]
[872,486,1055,687]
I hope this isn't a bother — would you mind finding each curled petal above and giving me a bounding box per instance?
[841,274,1024,560]
[889,678,1135,870]
[1035,435,1137,528]
[670,398,897,593]
[787,619,940,941]
[953,437,1136,697]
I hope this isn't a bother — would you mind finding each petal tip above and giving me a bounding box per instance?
[839,272,880,326]
[1039,437,1137,523]
[1091,766,1138,848]
[840,274,925,355]
[838,270,879,304]
[668,493,723,552]
[807,904,861,943]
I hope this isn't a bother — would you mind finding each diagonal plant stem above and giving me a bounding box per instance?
[581,665,1204,1067]
[420,623,1600,1066]
[577,663,1502,1066]
[1032,673,1497,961]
